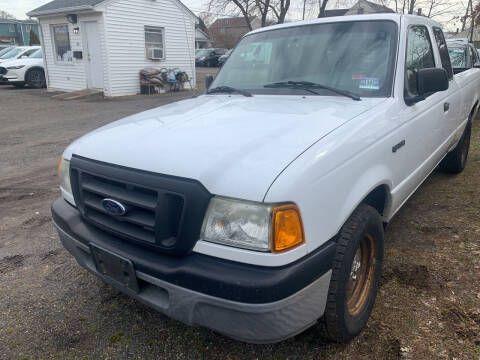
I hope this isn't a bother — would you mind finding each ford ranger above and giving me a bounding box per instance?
[52,14,480,343]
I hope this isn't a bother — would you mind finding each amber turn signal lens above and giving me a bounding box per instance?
[271,204,305,253]
[57,157,62,177]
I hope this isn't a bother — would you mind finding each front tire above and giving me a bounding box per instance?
[321,204,384,342]
[26,69,46,89]
[439,121,471,174]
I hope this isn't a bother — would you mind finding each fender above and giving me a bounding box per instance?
[339,166,393,225]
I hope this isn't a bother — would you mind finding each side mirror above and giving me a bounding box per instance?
[205,74,214,90]
[20,55,28,59]
[405,68,449,105]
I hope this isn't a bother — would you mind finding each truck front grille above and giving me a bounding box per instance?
[0,67,6,75]
[69,155,211,255]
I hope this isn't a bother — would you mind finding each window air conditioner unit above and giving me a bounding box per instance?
[150,48,163,60]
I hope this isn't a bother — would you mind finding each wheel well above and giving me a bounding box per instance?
[362,185,388,217]
[471,100,479,120]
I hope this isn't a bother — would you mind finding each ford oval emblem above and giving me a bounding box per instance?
[101,198,127,216]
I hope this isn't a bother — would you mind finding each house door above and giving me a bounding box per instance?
[83,21,103,89]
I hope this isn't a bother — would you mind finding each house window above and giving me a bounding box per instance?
[52,24,72,62]
[145,26,165,60]
[9,24,15,33]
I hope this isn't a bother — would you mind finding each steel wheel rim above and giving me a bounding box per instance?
[346,233,376,316]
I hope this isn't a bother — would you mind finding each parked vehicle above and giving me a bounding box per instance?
[52,14,480,344]
[195,48,227,67]
[447,41,480,73]
[0,46,16,58]
[218,48,233,66]
[0,45,14,53]
[0,46,40,63]
[0,49,46,88]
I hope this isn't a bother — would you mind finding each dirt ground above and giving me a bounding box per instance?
[0,79,479,360]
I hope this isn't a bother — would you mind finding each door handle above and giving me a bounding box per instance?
[444,102,450,112]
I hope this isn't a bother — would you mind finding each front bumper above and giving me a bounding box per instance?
[0,74,22,83]
[2,70,23,82]
[52,197,334,343]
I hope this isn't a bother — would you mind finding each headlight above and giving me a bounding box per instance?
[57,157,72,195]
[6,65,25,69]
[200,197,305,252]
[200,56,206,60]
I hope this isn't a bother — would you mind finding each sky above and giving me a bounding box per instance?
[1,0,463,32]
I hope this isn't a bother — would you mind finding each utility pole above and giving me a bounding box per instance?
[302,0,306,20]
[462,0,471,31]
[470,0,474,43]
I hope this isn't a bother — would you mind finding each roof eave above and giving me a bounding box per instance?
[27,5,95,17]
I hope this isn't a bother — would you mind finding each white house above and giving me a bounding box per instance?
[27,0,197,97]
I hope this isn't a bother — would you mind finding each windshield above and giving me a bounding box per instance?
[0,47,23,59]
[448,47,467,68]
[0,47,14,57]
[211,20,398,97]
[29,49,43,58]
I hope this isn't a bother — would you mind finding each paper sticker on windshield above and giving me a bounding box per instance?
[352,74,366,80]
[359,78,380,90]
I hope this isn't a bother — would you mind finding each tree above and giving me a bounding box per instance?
[208,0,257,30]
[257,0,291,24]
[408,0,416,13]
[318,0,329,17]
[30,29,40,45]
[0,10,16,19]
[255,0,271,26]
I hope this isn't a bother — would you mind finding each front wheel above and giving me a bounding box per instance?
[321,204,384,342]
[27,69,46,89]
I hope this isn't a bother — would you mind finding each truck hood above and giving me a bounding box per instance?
[66,95,385,201]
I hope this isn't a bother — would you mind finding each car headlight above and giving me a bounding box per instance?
[57,157,72,196]
[200,56,206,60]
[6,65,25,69]
[200,197,305,253]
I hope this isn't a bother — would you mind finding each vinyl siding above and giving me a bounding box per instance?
[104,0,196,97]
[39,13,108,92]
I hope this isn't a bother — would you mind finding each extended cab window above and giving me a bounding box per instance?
[405,26,435,96]
[432,27,453,79]
[448,47,467,69]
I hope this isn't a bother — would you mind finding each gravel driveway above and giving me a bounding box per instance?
[0,82,479,360]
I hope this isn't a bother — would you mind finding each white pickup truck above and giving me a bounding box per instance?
[52,14,480,343]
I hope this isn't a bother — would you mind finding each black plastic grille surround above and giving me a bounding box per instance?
[0,67,6,75]
[70,155,212,255]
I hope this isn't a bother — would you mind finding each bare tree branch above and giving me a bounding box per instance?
[318,0,329,17]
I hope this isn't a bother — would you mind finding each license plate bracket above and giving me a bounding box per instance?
[90,244,139,293]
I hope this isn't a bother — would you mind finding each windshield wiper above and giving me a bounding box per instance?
[264,81,361,101]
[207,86,252,97]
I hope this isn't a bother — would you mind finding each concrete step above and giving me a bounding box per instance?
[52,89,104,101]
